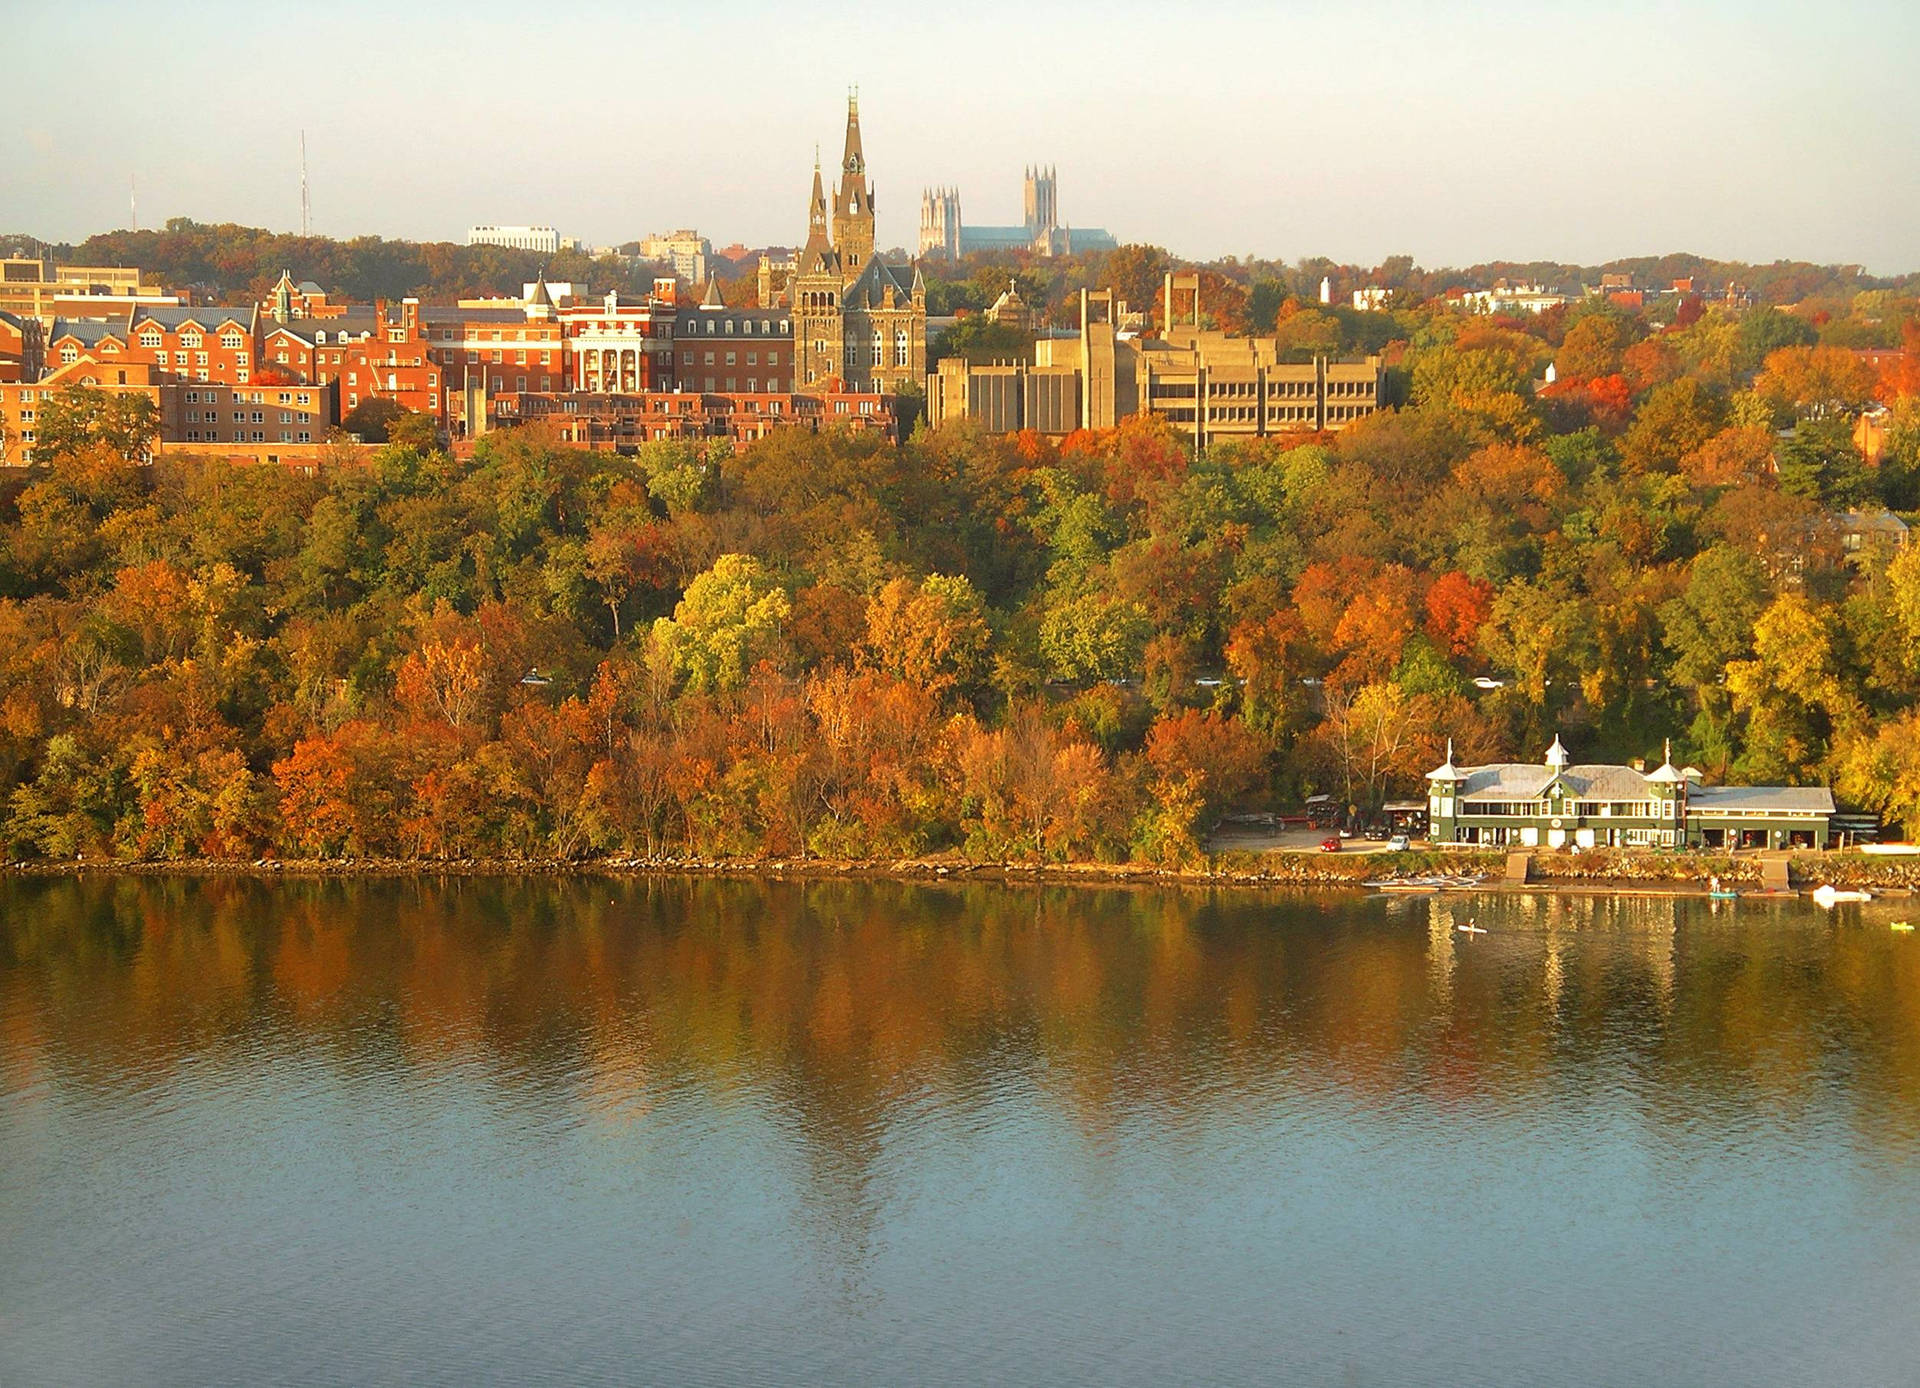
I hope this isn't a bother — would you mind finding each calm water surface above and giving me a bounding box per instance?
[5,876,1920,1386]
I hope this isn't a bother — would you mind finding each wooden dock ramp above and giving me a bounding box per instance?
[1761,857,1793,892]
[1505,852,1533,884]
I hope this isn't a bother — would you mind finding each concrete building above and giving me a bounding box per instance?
[1427,737,1835,851]
[919,168,1118,261]
[0,256,178,320]
[467,225,562,255]
[638,230,711,285]
[928,276,1382,442]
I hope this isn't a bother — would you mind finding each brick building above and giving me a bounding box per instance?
[1,310,44,383]
[492,388,896,449]
[259,310,378,388]
[0,357,176,463]
[670,279,794,394]
[558,282,678,394]
[122,305,262,385]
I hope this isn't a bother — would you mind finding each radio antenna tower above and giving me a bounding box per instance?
[300,131,311,236]
[130,174,138,232]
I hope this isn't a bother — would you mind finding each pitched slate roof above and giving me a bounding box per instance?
[49,318,124,347]
[129,304,257,332]
[263,311,376,344]
[839,256,915,310]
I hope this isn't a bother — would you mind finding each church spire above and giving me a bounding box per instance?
[832,90,875,272]
[798,149,836,275]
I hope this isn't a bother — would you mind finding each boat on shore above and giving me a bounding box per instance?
[1812,884,1873,907]
[1365,874,1486,891]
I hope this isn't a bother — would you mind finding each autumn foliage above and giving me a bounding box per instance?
[5,273,1920,862]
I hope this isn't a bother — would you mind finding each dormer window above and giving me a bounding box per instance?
[181,331,202,349]
[139,330,162,348]
[221,331,244,350]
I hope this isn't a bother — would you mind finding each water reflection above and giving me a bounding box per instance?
[6,876,1920,1385]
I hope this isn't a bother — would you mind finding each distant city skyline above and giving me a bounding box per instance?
[8,0,1919,274]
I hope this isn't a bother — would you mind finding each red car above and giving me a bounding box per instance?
[1320,837,1343,853]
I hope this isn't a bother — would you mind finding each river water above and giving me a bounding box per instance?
[4,876,1920,1386]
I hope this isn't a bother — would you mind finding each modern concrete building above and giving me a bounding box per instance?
[928,276,1382,442]
[638,230,711,285]
[0,256,178,321]
[1426,737,1835,851]
[466,225,562,255]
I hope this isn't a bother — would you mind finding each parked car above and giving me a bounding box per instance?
[1320,837,1343,853]
[1386,834,1411,852]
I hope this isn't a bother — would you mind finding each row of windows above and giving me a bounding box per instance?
[135,329,246,350]
[1445,799,1672,819]
[680,318,789,337]
[431,328,559,343]
[680,350,784,368]
[179,429,315,444]
[184,389,310,406]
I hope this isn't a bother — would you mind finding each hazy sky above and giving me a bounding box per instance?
[8,0,1918,272]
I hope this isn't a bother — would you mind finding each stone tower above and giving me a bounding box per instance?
[1024,166,1058,238]
[831,93,875,276]
[920,187,961,263]
[789,96,928,396]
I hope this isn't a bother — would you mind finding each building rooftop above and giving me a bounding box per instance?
[1452,763,1658,802]
[1686,785,1837,815]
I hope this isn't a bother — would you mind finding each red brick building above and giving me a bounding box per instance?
[668,283,794,394]
[259,310,376,390]
[420,293,564,436]
[0,357,176,463]
[335,299,444,422]
[2,311,46,383]
[557,281,678,394]
[123,305,261,385]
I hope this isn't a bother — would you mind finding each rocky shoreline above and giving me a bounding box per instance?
[4,848,1917,895]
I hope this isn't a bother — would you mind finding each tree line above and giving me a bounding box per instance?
[2,289,1919,863]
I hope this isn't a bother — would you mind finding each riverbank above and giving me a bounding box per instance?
[4,848,1918,895]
